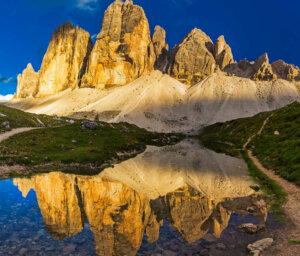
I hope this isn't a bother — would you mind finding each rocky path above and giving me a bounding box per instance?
[0,127,38,143]
[244,115,300,255]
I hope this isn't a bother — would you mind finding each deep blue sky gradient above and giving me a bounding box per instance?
[1,0,299,95]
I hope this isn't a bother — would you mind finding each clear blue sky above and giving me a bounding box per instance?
[1,0,299,96]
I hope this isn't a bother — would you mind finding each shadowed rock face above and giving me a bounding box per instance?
[213,35,234,70]
[272,60,300,81]
[225,53,278,81]
[152,25,169,72]
[80,0,155,89]
[16,63,39,98]
[167,28,216,85]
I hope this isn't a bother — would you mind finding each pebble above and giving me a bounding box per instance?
[203,233,217,243]
[63,244,76,254]
[216,243,226,250]
[250,184,260,192]
[200,248,209,255]
[162,250,177,256]
[19,248,27,255]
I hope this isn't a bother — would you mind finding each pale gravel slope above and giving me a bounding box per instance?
[7,71,300,133]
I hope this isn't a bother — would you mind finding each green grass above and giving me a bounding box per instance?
[250,102,300,186]
[0,103,67,132]
[0,104,183,177]
[199,111,270,148]
[199,102,300,187]
[289,238,300,244]
[0,120,182,176]
[198,102,300,220]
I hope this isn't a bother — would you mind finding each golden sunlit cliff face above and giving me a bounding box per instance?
[16,22,93,98]
[80,0,155,89]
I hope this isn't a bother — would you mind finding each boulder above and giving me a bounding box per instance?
[81,0,155,89]
[247,238,273,255]
[1,121,10,129]
[213,35,234,70]
[238,223,265,234]
[81,121,98,130]
[16,63,39,98]
[37,22,93,97]
[167,28,216,85]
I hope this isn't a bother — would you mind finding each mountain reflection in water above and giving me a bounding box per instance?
[13,140,268,256]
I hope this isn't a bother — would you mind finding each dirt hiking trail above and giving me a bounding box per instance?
[244,115,300,255]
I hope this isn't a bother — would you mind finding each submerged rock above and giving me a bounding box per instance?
[247,238,273,255]
[238,223,265,234]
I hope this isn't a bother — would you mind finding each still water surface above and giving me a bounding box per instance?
[0,140,280,255]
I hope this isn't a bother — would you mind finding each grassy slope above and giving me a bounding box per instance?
[199,102,300,186]
[250,102,300,186]
[0,104,181,176]
[199,102,300,220]
[0,104,65,132]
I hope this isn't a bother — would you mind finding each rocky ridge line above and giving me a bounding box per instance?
[15,0,300,99]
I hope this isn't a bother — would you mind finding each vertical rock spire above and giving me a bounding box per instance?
[81,0,155,89]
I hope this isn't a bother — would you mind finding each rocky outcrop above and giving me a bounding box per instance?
[16,23,93,98]
[16,64,39,98]
[213,35,234,70]
[252,53,277,81]
[152,25,169,72]
[271,60,300,81]
[225,53,277,81]
[81,0,155,89]
[37,22,93,96]
[167,28,216,85]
